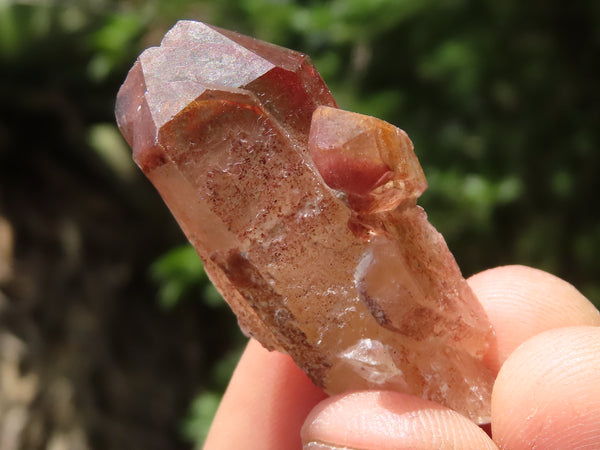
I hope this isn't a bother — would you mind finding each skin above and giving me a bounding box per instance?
[204,265,600,449]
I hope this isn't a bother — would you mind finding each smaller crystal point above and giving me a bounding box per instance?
[309,106,427,214]
[115,20,496,424]
[309,107,394,196]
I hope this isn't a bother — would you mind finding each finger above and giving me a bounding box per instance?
[301,391,497,450]
[467,265,600,373]
[204,339,327,450]
[492,326,600,449]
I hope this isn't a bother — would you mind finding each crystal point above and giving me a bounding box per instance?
[116,20,495,423]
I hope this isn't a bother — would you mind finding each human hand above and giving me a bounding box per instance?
[204,265,600,449]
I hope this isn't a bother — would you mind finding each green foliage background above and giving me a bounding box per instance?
[1,0,598,447]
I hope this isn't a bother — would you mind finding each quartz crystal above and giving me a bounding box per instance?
[115,20,495,423]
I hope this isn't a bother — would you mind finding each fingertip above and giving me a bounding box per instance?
[301,391,497,450]
[205,339,327,450]
[491,326,600,449]
[468,265,600,372]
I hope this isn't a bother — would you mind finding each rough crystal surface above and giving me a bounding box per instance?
[115,20,495,423]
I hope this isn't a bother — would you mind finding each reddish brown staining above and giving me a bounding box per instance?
[393,307,443,341]
[361,294,391,327]
[137,144,169,172]
[310,150,392,196]
[249,66,334,139]
[212,248,331,387]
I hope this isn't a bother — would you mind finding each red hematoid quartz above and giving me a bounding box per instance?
[116,20,495,423]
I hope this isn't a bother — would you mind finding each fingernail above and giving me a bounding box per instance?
[303,442,361,450]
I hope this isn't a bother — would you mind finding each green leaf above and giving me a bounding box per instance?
[88,11,146,81]
[150,244,207,309]
[181,391,222,448]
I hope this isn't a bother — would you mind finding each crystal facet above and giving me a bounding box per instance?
[115,20,495,423]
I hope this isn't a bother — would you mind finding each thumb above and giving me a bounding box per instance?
[301,391,497,450]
